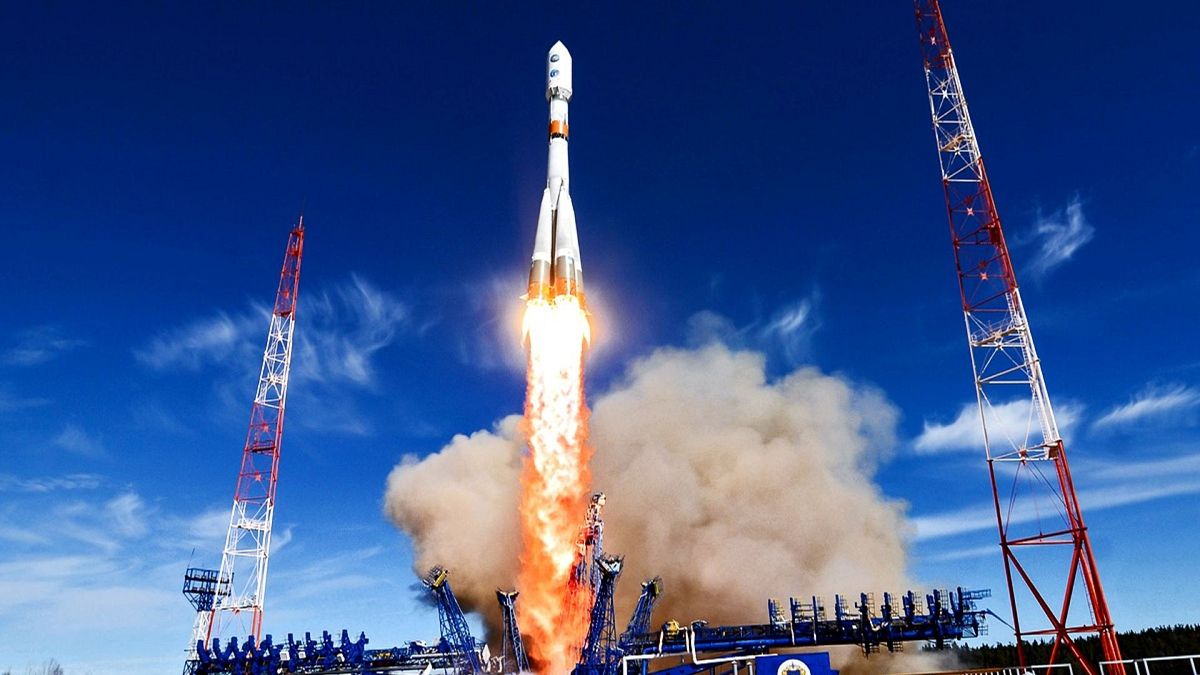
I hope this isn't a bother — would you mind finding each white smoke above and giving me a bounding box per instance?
[385,342,922,669]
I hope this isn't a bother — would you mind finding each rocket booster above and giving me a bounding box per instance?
[528,41,583,305]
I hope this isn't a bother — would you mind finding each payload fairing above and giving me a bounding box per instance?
[527,41,584,305]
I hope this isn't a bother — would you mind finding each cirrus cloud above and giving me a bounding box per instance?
[1093,384,1200,430]
[914,398,1082,455]
[1023,195,1095,279]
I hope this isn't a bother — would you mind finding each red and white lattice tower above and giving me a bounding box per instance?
[912,4,1122,674]
[190,217,305,648]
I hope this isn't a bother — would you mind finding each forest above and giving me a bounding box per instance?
[943,624,1200,674]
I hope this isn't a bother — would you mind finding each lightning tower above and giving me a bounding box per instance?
[190,218,305,650]
[912,4,1122,674]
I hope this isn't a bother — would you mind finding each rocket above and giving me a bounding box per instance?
[527,41,584,305]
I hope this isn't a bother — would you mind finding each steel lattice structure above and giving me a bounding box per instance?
[620,577,662,647]
[912,4,1122,674]
[191,218,305,650]
[497,590,531,674]
[423,566,485,675]
[576,555,623,675]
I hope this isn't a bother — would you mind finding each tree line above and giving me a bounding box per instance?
[941,624,1200,673]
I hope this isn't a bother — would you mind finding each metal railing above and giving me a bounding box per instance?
[1101,655,1200,675]
[895,664,1074,675]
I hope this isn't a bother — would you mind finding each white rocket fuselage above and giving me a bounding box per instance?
[528,41,583,304]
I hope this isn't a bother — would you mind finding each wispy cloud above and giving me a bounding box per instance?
[912,451,1200,540]
[1023,196,1095,279]
[0,479,397,673]
[922,545,997,563]
[0,524,49,546]
[135,311,251,371]
[173,506,231,552]
[52,424,109,459]
[759,295,821,366]
[270,526,295,556]
[1093,384,1200,430]
[294,274,409,387]
[686,291,822,366]
[914,398,1081,454]
[136,274,409,388]
[1088,451,1200,482]
[0,490,200,659]
[107,492,150,538]
[270,545,384,604]
[133,275,411,437]
[1,490,155,554]
[0,385,50,411]
[911,504,996,541]
[0,473,103,493]
[1,325,86,367]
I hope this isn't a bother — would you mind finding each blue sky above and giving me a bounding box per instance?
[2,2,1199,672]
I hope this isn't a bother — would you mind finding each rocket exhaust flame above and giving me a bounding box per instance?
[519,295,592,674]
[518,41,593,674]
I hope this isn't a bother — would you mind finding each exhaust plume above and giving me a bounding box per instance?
[385,342,914,670]
[517,296,593,673]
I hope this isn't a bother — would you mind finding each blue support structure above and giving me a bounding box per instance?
[573,554,624,675]
[616,587,988,675]
[423,566,485,675]
[191,629,482,674]
[184,565,491,674]
[621,577,663,646]
[496,590,530,674]
[181,557,985,675]
[183,568,232,675]
[181,585,986,675]
[183,568,229,612]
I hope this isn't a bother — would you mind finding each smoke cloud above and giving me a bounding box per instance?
[385,342,918,668]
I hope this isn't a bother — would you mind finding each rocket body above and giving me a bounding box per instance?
[528,41,584,304]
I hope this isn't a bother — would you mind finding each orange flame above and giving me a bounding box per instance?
[518,295,593,674]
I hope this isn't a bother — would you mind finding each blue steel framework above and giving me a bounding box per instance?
[423,567,485,675]
[183,568,229,614]
[184,573,986,674]
[616,588,988,670]
[497,590,531,674]
[621,577,663,647]
[189,566,488,674]
[574,555,625,675]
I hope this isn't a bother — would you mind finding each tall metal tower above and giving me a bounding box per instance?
[620,577,662,645]
[423,566,485,674]
[575,554,623,675]
[911,4,1122,674]
[190,217,305,648]
[564,491,608,660]
[571,493,607,594]
[497,590,531,674]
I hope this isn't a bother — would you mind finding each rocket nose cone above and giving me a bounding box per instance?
[548,41,572,69]
[546,40,573,99]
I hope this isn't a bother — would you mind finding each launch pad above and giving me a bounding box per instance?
[178,2,1139,672]
[184,555,989,675]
